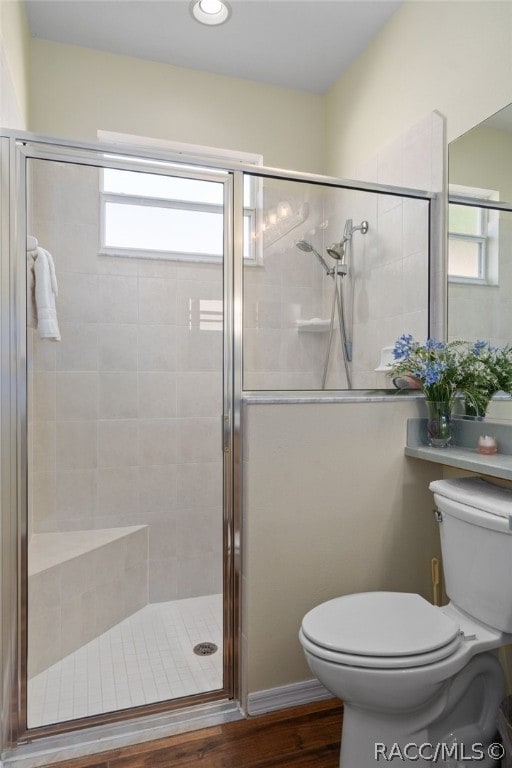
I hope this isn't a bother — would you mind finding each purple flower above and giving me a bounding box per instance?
[425,338,445,351]
[472,340,488,355]
[393,334,414,360]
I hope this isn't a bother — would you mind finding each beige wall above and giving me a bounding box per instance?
[0,0,30,128]
[242,400,443,695]
[326,0,512,178]
[11,1,512,178]
[29,39,326,174]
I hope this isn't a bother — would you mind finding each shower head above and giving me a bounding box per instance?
[326,241,345,260]
[295,239,314,253]
[295,239,331,274]
[327,219,369,261]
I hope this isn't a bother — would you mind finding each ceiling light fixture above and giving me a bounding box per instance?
[190,0,232,26]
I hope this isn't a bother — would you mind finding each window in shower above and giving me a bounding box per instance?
[100,168,256,261]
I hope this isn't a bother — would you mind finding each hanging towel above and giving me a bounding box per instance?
[27,242,38,330]
[33,246,61,341]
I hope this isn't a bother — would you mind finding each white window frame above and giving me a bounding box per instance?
[448,184,499,285]
[97,131,262,264]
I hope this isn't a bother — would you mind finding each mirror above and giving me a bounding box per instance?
[448,104,512,416]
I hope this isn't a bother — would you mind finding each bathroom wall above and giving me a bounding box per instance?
[28,159,223,603]
[243,179,326,390]
[0,0,30,128]
[28,39,326,175]
[242,399,443,696]
[326,0,512,178]
[348,111,442,376]
[320,163,431,389]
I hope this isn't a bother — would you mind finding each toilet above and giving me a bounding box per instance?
[299,477,512,768]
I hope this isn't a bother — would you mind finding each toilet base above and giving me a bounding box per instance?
[336,653,504,768]
[340,700,442,768]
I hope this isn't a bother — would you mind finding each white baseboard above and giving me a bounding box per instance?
[247,679,333,716]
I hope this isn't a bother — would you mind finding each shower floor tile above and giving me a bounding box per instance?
[28,594,223,728]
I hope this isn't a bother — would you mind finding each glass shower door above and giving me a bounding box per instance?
[24,151,233,730]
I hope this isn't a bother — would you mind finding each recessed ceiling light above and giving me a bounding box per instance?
[190,0,232,26]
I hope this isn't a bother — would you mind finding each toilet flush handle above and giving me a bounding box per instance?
[433,508,443,523]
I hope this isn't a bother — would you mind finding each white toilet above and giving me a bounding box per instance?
[299,477,512,767]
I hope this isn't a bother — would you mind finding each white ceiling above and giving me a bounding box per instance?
[25,0,403,94]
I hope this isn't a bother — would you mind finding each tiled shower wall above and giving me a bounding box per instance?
[348,111,445,356]
[243,182,429,391]
[28,159,223,602]
[242,112,442,391]
[320,189,429,389]
[243,181,326,390]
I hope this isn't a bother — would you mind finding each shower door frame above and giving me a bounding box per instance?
[0,132,244,744]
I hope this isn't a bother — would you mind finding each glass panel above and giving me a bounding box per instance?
[26,158,225,728]
[448,238,482,278]
[104,201,224,255]
[243,174,430,391]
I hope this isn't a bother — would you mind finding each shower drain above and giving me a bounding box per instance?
[193,642,218,656]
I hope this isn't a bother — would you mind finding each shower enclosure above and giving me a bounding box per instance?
[1,135,239,741]
[0,130,433,751]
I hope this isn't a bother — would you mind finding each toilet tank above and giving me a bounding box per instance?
[430,477,512,633]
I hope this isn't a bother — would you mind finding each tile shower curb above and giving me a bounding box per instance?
[1,702,242,768]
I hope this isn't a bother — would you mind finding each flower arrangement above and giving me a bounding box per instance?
[388,334,512,415]
[389,335,470,404]
[457,340,512,416]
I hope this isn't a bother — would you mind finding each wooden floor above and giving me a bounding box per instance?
[41,700,343,768]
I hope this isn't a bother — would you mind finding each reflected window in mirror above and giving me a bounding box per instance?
[448,102,512,416]
[448,185,499,286]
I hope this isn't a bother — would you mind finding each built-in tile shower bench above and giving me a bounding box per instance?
[28,526,148,677]
[405,417,512,481]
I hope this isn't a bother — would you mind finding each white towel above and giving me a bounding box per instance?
[34,246,61,341]
[27,254,37,329]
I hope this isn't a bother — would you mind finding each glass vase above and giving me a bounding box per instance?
[425,400,453,448]
[464,395,491,420]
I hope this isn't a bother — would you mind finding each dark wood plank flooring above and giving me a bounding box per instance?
[41,700,343,768]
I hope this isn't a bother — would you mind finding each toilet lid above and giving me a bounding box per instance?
[301,592,460,658]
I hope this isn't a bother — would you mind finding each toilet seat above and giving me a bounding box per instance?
[300,628,463,669]
[300,592,463,670]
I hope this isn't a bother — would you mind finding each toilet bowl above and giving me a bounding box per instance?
[300,594,505,767]
[299,478,512,767]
